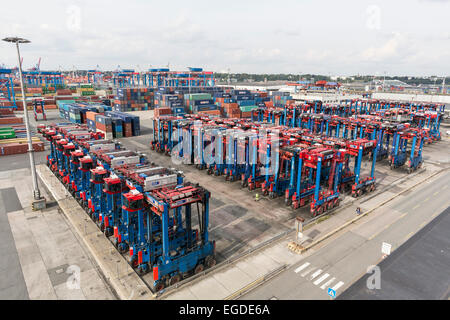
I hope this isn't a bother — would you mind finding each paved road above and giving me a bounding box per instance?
[339,206,450,300]
[240,170,450,300]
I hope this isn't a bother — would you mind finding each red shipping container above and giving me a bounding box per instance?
[0,117,23,124]
[0,141,44,156]
[154,108,172,118]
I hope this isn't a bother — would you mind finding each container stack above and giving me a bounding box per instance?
[55,88,74,103]
[221,103,241,118]
[114,88,154,111]
[153,90,185,116]
[57,101,110,124]
[27,87,43,94]
[0,114,23,125]
[185,93,220,116]
[0,127,16,140]
[0,139,44,156]
[77,84,96,96]
[0,125,43,156]
[230,89,258,118]
[56,89,73,96]
[105,111,140,137]
[83,110,140,138]
[95,114,114,139]
[271,91,293,107]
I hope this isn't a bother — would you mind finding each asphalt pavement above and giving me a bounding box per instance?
[339,206,450,300]
[240,170,450,300]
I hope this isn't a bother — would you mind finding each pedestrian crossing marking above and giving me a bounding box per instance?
[320,277,336,290]
[300,266,316,277]
[331,281,345,291]
[313,273,329,286]
[309,269,322,280]
[294,262,310,273]
[294,261,345,294]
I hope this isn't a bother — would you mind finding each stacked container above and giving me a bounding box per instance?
[114,88,154,111]
[77,84,96,96]
[95,114,113,139]
[271,91,293,107]
[105,111,140,137]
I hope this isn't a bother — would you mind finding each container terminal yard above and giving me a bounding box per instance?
[1,0,449,312]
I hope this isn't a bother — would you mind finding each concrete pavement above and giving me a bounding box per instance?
[0,165,116,300]
[239,170,450,300]
[36,164,153,300]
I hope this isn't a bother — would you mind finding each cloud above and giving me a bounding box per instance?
[360,32,408,62]
[274,29,302,37]
[1,0,449,75]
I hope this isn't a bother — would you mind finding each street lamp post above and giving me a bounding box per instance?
[3,36,46,210]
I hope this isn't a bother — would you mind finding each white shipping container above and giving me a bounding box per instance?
[110,155,140,168]
[144,174,178,191]
[90,143,116,152]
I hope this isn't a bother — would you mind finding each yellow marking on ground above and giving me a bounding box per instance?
[368,232,379,241]
[399,212,408,218]
[419,220,427,228]
[431,211,440,218]
[368,222,394,240]
[433,191,439,196]
[403,231,415,242]
[412,204,420,210]
[424,197,430,202]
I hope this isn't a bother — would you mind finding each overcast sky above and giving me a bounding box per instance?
[1,0,449,76]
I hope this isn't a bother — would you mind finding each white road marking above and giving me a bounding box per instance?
[331,281,345,291]
[309,269,322,280]
[294,262,310,274]
[320,277,336,290]
[313,273,329,286]
[300,266,316,277]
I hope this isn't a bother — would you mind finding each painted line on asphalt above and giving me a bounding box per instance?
[424,197,430,202]
[309,269,322,281]
[313,273,329,286]
[294,262,310,274]
[224,264,288,300]
[331,281,345,291]
[369,221,394,240]
[300,267,316,277]
[320,277,336,290]
[412,204,420,210]
[433,191,439,196]
[403,231,415,243]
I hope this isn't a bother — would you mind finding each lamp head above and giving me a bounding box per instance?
[2,37,31,44]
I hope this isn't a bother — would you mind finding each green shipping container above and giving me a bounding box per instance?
[0,131,16,139]
[186,93,211,101]
[239,105,258,112]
